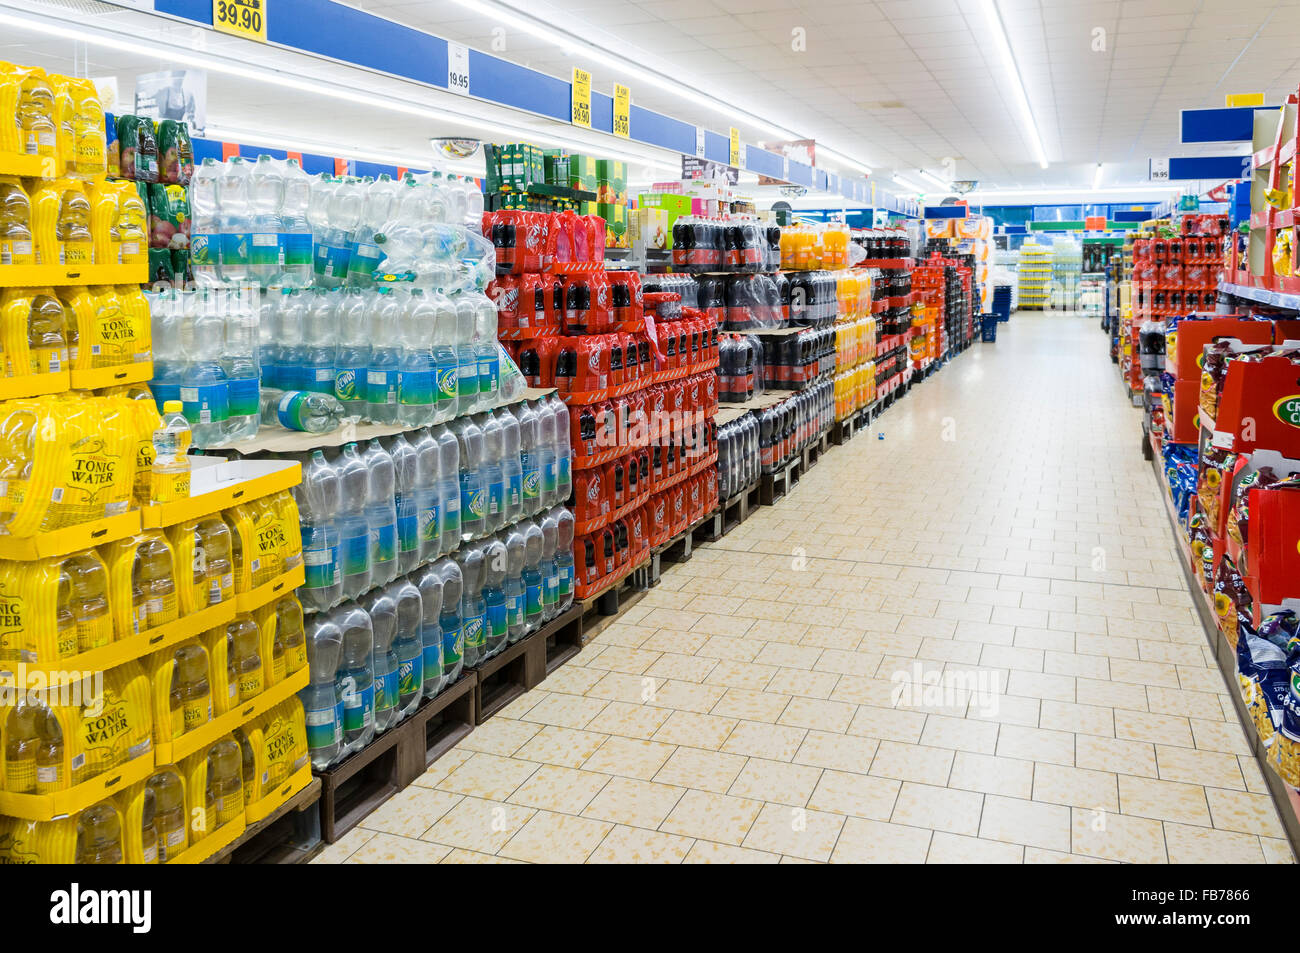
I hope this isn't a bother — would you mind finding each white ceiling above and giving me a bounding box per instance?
[6,0,1295,201]
[357,0,1299,190]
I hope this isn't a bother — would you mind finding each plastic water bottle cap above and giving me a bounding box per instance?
[164,400,183,413]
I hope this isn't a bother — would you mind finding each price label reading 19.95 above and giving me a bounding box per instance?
[213,0,268,43]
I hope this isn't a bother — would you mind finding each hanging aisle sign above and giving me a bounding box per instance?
[729,127,740,167]
[613,84,630,139]
[571,67,592,128]
[212,0,267,43]
[447,42,470,95]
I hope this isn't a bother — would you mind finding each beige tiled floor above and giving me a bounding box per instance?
[315,313,1295,865]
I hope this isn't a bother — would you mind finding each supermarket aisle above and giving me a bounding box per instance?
[315,314,1294,865]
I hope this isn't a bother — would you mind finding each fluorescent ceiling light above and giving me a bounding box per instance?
[0,7,679,174]
[1092,163,1104,190]
[891,174,926,194]
[447,0,875,173]
[981,0,1049,170]
[918,169,949,189]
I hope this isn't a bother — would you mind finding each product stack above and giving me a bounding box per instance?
[106,112,195,286]
[1147,319,1300,808]
[1048,236,1081,310]
[0,64,156,400]
[491,207,717,599]
[0,384,311,862]
[1016,240,1052,310]
[484,144,627,249]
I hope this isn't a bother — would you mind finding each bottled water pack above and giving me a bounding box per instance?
[300,503,573,768]
[290,395,571,615]
[191,156,491,292]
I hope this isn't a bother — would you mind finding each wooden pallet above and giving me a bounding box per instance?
[801,430,831,472]
[405,673,477,782]
[542,602,586,674]
[316,671,477,843]
[476,604,584,721]
[698,481,760,541]
[759,457,800,506]
[217,778,323,865]
[315,718,405,844]
[578,566,650,643]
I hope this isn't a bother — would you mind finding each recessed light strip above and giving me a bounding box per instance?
[981,0,1049,170]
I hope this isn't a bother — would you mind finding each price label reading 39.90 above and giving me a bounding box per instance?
[213,0,268,43]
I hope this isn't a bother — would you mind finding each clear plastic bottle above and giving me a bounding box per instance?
[148,769,187,861]
[360,586,398,734]
[274,595,307,676]
[189,158,220,285]
[534,398,558,509]
[548,394,573,504]
[334,443,372,600]
[414,563,444,699]
[65,550,112,653]
[260,388,344,433]
[502,524,526,643]
[227,613,264,702]
[209,738,243,827]
[398,288,436,427]
[435,558,464,687]
[429,288,460,423]
[247,155,284,288]
[499,408,524,525]
[181,305,229,447]
[76,801,124,864]
[362,439,398,587]
[455,544,487,669]
[515,402,542,517]
[302,288,340,396]
[311,175,351,288]
[146,288,184,408]
[434,425,462,552]
[173,643,212,735]
[222,297,260,442]
[334,603,375,755]
[273,288,308,392]
[472,290,500,405]
[347,174,398,287]
[412,427,443,564]
[296,450,342,612]
[451,292,480,416]
[196,515,234,607]
[389,578,424,719]
[0,175,34,267]
[333,288,370,419]
[279,158,314,288]
[478,411,506,535]
[539,509,560,621]
[301,611,343,768]
[520,518,544,634]
[151,399,191,503]
[388,433,420,576]
[451,416,486,540]
[216,157,252,285]
[367,287,402,424]
[481,537,508,659]
[554,507,575,615]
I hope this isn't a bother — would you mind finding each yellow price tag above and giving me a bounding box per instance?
[729,127,740,167]
[571,68,592,129]
[1226,93,1264,107]
[613,84,631,139]
[213,0,267,42]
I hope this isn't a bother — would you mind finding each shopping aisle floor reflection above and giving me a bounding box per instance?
[314,313,1294,865]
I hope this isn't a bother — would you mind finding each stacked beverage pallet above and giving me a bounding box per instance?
[1017,241,1053,311]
